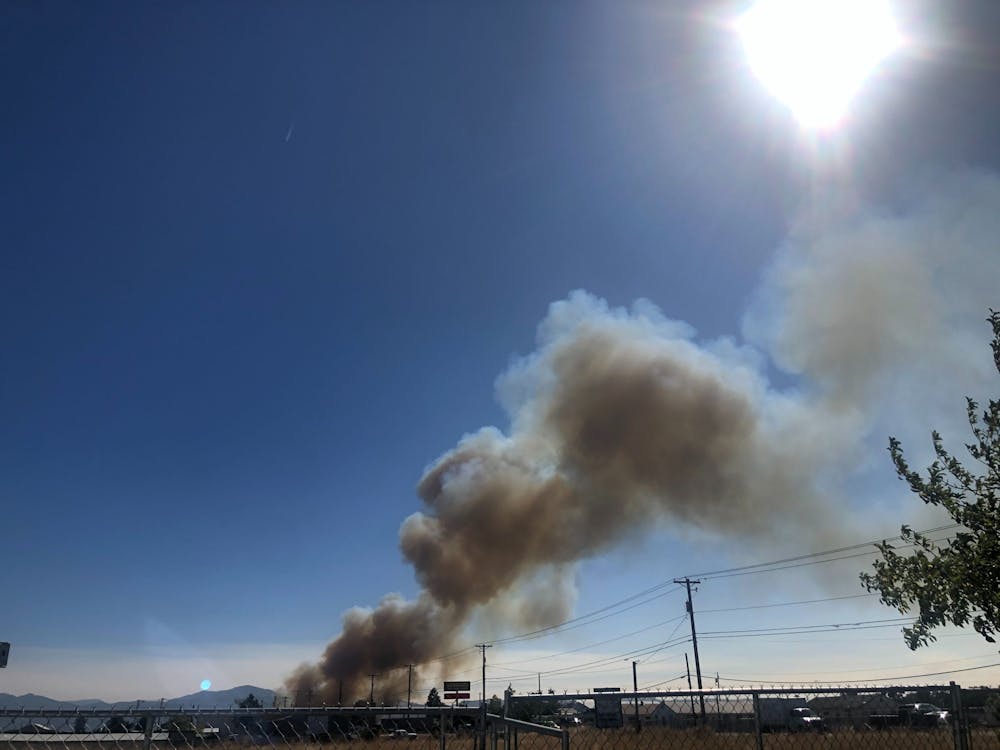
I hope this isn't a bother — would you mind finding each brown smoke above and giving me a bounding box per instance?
[287,594,466,705]
[288,292,842,704]
[290,172,1000,704]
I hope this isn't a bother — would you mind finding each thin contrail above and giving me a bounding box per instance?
[284,123,295,143]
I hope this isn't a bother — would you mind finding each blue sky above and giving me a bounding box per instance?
[3,1,1000,701]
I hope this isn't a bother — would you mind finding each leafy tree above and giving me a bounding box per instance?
[238,693,263,709]
[861,310,1000,650]
[426,688,444,707]
[73,717,87,734]
[102,717,138,733]
[487,695,503,714]
[505,691,559,723]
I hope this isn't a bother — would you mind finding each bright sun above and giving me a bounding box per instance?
[737,0,902,129]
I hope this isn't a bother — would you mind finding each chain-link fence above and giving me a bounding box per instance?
[2,686,997,750]
[0,707,563,750]
[506,684,997,750]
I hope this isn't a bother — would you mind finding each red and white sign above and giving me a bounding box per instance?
[444,692,471,700]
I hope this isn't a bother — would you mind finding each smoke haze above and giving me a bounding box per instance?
[288,171,1000,705]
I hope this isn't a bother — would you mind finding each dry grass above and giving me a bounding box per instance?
[566,725,1000,750]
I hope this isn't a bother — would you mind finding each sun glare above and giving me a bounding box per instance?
[737,0,902,129]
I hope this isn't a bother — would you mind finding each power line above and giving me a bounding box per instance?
[494,613,688,668]
[471,592,885,679]
[488,584,682,646]
[540,635,694,678]
[701,631,984,646]
[641,674,689,690]
[698,593,875,613]
[700,616,912,635]
[722,652,1000,678]
[637,615,689,664]
[687,524,960,580]
[718,660,1000,685]
[700,550,894,579]
[699,621,916,640]
[414,524,956,672]
[696,537,953,581]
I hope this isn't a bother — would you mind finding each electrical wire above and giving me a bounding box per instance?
[494,614,688,668]
[721,652,1000,678]
[687,524,960,580]
[488,585,681,646]
[698,593,875,613]
[700,616,912,636]
[717,660,1000,685]
[636,615,689,664]
[539,635,693,678]
[641,674,689,690]
[415,524,958,671]
[698,621,916,641]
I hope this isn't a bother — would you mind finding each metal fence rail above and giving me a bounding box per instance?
[505,683,986,750]
[0,706,564,750]
[1,684,994,750]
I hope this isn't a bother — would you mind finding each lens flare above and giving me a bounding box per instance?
[738,0,902,129]
[200,679,212,691]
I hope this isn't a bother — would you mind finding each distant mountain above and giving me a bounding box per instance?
[158,685,277,709]
[0,693,75,710]
[0,685,276,710]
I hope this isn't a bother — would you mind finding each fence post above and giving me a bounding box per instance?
[439,710,446,750]
[950,682,969,750]
[752,693,764,750]
[143,712,154,750]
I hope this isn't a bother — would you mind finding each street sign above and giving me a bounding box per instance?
[593,687,623,729]
[443,681,471,691]
[444,692,471,700]
[0,642,8,668]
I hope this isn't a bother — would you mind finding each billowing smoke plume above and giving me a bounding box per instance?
[288,294,848,704]
[287,594,464,705]
[403,302,846,609]
[289,171,1000,704]
[746,170,1000,412]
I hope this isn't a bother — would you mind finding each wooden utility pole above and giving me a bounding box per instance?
[475,644,493,750]
[632,661,641,734]
[475,643,493,702]
[407,665,414,708]
[684,653,696,719]
[369,674,377,706]
[675,578,706,721]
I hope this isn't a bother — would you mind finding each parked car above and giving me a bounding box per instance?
[868,703,949,729]
[758,700,824,732]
